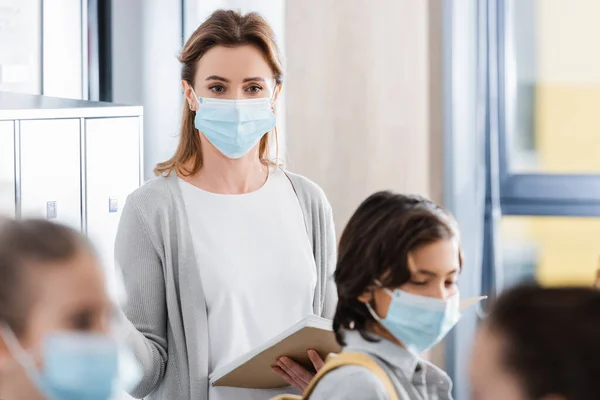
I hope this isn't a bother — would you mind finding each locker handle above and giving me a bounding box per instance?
[46,201,57,219]
[109,197,119,213]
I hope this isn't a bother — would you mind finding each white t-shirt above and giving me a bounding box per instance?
[179,168,317,400]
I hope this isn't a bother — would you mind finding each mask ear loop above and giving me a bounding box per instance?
[364,301,382,323]
[269,80,280,113]
[0,323,58,400]
[365,281,387,322]
[189,87,201,111]
[0,323,37,373]
[373,279,395,297]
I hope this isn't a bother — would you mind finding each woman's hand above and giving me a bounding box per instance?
[272,350,325,392]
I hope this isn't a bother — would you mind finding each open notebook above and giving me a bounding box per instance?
[210,315,341,389]
[209,296,486,389]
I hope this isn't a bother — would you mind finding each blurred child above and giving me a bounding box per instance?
[470,285,600,400]
[0,218,140,400]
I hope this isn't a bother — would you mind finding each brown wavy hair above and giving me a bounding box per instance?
[154,9,284,177]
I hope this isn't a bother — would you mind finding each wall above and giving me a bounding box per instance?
[285,0,443,234]
[0,0,82,98]
[0,0,41,94]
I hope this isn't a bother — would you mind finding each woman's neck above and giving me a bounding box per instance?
[185,149,269,194]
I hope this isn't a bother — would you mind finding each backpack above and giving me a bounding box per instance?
[271,352,400,400]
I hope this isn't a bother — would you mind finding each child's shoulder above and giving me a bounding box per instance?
[421,358,451,379]
[419,358,453,394]
[310,364,389,400]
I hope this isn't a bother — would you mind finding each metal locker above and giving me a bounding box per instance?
[85,117,141,277]
[19,119,82,230]
[0,121,15,217]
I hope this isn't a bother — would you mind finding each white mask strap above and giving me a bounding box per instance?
[1,323,27,359]
[364,302,382,323]
[0,322,41,381]
[189,87,200,110]
[373,280,394,297]
[365,281,392,322]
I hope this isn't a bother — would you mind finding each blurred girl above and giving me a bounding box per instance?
[0,218,140,400]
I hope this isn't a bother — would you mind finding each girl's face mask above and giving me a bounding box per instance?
[0,324,142,400]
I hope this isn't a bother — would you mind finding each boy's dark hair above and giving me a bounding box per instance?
[332,191,462,345]
[0,218,93,337]
[487,285,600,400]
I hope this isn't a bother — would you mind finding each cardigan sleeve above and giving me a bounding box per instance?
[115,193,168,398]
[283,170,339,318]
[321,199,338,319]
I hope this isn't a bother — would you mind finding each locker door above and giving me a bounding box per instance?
[0,121,15,217]
[20,119,81,229]
[85,117,140,279]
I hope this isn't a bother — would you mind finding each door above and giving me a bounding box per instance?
[85,117,140,293]
[0,121,15,217]
[20,119,81,229]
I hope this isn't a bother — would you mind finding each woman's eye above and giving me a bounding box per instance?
[246,85,262,93]
[410,280,428,286]
[445,280,458,288]
[209,85,225,94]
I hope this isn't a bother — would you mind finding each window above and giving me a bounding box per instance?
[493,0,600,292]
[501,216,600,288]
[444,3,600,398]
[506,0,600,175]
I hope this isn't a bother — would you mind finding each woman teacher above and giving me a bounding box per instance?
[115,9,337,400]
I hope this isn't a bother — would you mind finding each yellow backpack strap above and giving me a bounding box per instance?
[302,352,400,400]
[271,395,302,400]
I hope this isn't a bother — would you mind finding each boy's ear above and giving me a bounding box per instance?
[358,289,374,303]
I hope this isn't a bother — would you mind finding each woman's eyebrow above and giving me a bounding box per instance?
[243,77,266,83]
[205,75,230,82]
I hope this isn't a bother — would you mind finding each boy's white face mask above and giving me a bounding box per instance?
[366,284,461,354]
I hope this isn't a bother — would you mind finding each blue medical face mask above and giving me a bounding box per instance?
[1,325,142,400]
[192,92,277,159]
[366,284,461,355]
